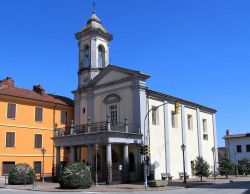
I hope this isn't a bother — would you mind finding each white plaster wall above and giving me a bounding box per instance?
[185,107,199,177]
[200,112,214,171]
[148,98,166,180]
[168,103,184,178]
[226,137,250,164]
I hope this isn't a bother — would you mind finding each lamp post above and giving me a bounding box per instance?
[41,147,46,183]
[211,147,216,180]
[95,144,99,186]
[181,144,187,184]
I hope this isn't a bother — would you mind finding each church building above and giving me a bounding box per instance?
[53,11,218,183]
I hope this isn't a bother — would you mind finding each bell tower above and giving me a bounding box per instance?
[75,11,113,88]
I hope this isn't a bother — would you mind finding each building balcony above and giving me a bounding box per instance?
[53,118,142,147]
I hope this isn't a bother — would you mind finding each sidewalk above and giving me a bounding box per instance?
[1,176,249,192]
[168,175,250,188]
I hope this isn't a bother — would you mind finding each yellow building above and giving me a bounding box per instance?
[0,77,73,176]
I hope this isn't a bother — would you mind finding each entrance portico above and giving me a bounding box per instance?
[53,117,143,183]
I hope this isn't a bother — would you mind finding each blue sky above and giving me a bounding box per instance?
[0,0,250,147]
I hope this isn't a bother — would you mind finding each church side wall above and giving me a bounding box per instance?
[185,108,199,177]
[148,98,166,180]
[200,112,215,171]
[167,103,184,178]
[147,97,216,180]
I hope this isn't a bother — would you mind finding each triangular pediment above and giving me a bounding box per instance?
[91,65,150,87]
[95,70,130,86]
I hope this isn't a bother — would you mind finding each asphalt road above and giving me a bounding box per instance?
[0,181,250,194]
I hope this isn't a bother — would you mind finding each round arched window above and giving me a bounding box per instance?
[84,46,90,68]
[98,45,105,68]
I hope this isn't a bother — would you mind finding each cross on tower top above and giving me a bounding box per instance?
[92,1,96,14]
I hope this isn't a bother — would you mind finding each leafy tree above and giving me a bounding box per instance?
[194,156,211,181]
[218,157,235,179]
[238,158,250,175]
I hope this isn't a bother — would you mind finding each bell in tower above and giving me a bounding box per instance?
[75,11,113,88]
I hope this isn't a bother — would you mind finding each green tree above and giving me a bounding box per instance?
[218,157,235,179]
[194,156,211,181]
[238,158,250,175]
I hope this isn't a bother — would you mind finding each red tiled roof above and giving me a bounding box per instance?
[0,86,74,107]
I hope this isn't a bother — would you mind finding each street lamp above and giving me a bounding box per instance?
[181,144,187,184]
[95,144,99,186]
[41,147,46,183]
[211,147,216,180]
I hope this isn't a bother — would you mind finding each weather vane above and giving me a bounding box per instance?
[92,0,96,14]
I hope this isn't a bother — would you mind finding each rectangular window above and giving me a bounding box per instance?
[109,105,118,126]
[236,145,242,153]
[35,107,43,122]
[187,115,193,130]
[203,134,208,140]
[61,111,68,124]
[152,107,158,125]
[246,145,250,152]
[2,162,15,175]
[34,161,42,174]
[202,119,207,133]
[7,103,16,119]
[6,132,15,147]
[34,134,42,149]
[171,111,178,128]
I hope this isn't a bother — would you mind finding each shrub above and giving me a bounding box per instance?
[194,156,211,181]
[218,157,235,179]
[8,163,35,185]
[59,162,92,189]
[238,158,250,175]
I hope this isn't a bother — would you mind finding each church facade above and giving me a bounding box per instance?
[53,12,218,182]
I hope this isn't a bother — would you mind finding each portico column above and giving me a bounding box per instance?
[56,147,61,177]
[106,144,112,184]
[69,146,76,163]
[123,144,129,182]
[123,144,129,166]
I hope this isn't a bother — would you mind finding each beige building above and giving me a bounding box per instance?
[53,12,218,183]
